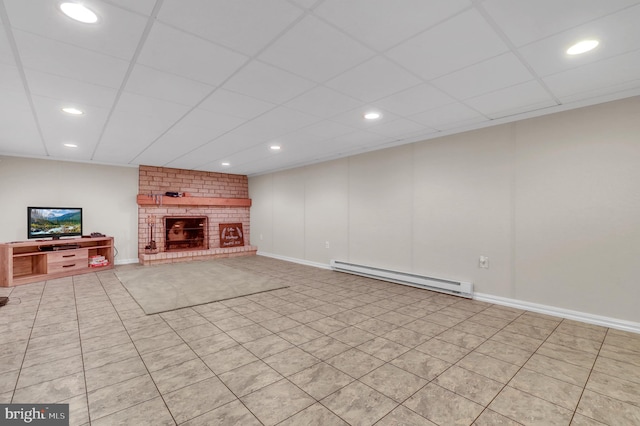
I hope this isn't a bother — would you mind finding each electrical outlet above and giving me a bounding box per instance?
[259,234,263,240]
[325,241,330,249]
[479,256,489,269]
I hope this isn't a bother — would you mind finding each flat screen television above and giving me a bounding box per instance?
[28,207,83,239]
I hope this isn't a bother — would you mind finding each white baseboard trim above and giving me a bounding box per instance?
[257,251,331,270]
[256,252,640,334]
[114,258,139,265]
[475,292,640,334]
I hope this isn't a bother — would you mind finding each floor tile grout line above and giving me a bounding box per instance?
[72,275,92,425]
[568,326,610,425]
[9,281,47,403]
[90,272,179,426]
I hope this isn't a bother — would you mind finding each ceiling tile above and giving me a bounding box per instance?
[314,0,471,51]
[285,86,363,118]
[43,145,93,161]
[0,63,23,92]
[558,84,640,106]
[543,49,640,100]
[240,132,380,172]
[202,145,281,171]
[157,0,303,56]
[482,0,639,47]
[373,84,456,116]
[329,105,399,131]
[233,147,329,173]
[133,108,246,165]
[111,92,191,123]
[220,154,290,176]
[198,89,275,120]
[277,120,356,146]
[93,92,191,163]
[0,89,45,156]
[0,23,15,67]
[125,64,215,107]
[32,95,110,150]
[165,132,253,170]
[106,0,158,16]
[289,0,321,10]
[410,102,486,130]
[166,107,320,169]
[136,22,248,86]
[518,5,640,77]
[25,70,118,109]
[379,128,440,146]
[325,55,421,102]
[279,138,343,159]
[432,53,535,100]
[4,0,148,60]
[328,129,392,148]
[203,122,356,171]
[386,9,508,80]
[259,15,375,83]
[14,30,129,88]
[464,80,557,118]
[367,118,431,139]
[222,61,316,104]
[238,106,320,142]
[93,114,165,163]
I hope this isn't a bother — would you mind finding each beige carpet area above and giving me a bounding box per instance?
[115,258,288,314]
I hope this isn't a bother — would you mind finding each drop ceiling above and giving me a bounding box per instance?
[1,0,640,176]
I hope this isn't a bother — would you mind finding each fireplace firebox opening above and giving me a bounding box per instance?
[165,217,208,251]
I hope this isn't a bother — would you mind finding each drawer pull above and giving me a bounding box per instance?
[62,264,76,268]
[62,254,76,258]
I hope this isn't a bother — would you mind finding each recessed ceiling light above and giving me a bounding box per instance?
[270,145,281,151]
[60,3,98,24]
[567,39,599,55]
[63,143,78,148]
[221,162,230,166]
[62,107,83,115]
[364,112,381,120]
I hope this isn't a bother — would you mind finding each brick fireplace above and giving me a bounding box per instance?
[137,165,257,265]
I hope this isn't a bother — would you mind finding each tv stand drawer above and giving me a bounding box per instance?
[47,249,88,264]
[48,261,87,274]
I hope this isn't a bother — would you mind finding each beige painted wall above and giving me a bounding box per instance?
[0,156,139,263]
[249,96,640,323]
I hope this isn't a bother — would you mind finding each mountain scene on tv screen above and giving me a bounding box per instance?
[31,209,81,236]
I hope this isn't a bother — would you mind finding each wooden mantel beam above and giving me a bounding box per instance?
[136,194,251,207]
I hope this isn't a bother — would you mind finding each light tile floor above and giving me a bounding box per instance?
[1,256,640,425]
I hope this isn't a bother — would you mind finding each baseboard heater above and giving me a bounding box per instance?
[330,260,473,298]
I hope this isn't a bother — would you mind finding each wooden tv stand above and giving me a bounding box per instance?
[0,236,114,287]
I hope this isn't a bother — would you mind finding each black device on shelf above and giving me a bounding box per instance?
[38,244,80,251]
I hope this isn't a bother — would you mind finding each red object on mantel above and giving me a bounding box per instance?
[136,194,251,207]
